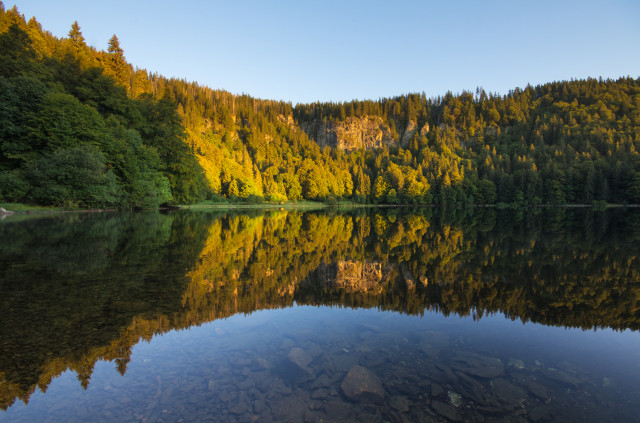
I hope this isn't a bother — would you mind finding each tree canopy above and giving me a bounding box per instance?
[0,4,639,207]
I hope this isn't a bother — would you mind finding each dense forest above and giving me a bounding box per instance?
[1,4,639,207]
[1,207,639,408]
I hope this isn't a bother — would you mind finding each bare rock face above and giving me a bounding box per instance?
[400,120,417,147]
[301,116,395,150]
[299,115,429,151]
[341,365,385,401]
[420,122,430,137]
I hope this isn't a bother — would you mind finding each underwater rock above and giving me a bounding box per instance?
[308,400,322,410]
[229,400,249,415]
[526,380,549,401]
[508,358,525,370]
[431,400,463,422]
[311,388,329,400]
[288,347,313,369]
[419,331,450,358]
[269,390,309,421]
[304,409,324,423]
[435,363,459,382]
[529,404,554,421]
[341,365,385,401]
[255,358,271,370]
[447,390,463,407]
[539,368,582,387]
[310,374,331,389]
[453,372,491,406]
[271,347,315,384]
[450,351,504,378]
[323,400,353,419]
[253,399,266,413]
[491,378,525,407]
[389,395,410,412]
[359,352,386,368]
[431,383,445,398]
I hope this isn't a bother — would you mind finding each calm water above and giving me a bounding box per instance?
[1,207,639,422]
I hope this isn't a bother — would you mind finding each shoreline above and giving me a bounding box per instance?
[1,202,638,218]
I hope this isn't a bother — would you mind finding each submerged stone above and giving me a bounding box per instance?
[508,358,525,370]
[450,351,504,379]
[491,378,525,407]
[539,368,582,387]
[431,383,445,398]
[447,390,463,407]
[389,395,410,412]
[310,374,331,389]
[323,400,353,419]
[288,347,313,369]
[311,388,329,400]
[419,331,450,358]
[340,365,385,401]
[529,404,554,421]
[431,400,463,422]
[526,380,549,400]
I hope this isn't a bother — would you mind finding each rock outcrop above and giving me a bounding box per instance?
[0,207,14,219]
[400,119,417,147]
[300,116,428,151]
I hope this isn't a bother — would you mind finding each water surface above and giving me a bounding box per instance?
[1,208,639,422]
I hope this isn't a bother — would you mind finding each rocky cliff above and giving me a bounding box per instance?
[299,116,429,151]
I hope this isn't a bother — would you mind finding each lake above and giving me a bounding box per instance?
[0,207,639,422]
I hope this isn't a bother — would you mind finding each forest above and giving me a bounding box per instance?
[1,4,639,207]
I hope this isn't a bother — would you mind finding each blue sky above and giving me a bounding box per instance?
[6,0,640,104]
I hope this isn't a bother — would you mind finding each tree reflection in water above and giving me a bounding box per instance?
[0,207,639,411]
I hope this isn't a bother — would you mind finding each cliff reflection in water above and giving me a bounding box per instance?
[1,207,639,410]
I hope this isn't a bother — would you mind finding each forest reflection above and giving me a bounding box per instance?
[1,207,639,409]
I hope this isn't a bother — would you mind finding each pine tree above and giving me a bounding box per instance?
[68,21,85,47]
[106,34,129,91]
[108,34,124,57]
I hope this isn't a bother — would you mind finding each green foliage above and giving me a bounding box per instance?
[0,169,29,200]
[0,7,207,208]
[478,179,497,204]
[26,145,118,207]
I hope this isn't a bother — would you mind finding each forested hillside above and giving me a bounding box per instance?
[1,3,639,207]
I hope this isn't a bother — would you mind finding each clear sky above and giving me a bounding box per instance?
[6,0,640,104]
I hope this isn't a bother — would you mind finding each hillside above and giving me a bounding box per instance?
[1,3,639,207]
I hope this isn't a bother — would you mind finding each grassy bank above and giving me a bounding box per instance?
[1,201,635,216]
[180,200,329,210]
[0,203,85,213]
